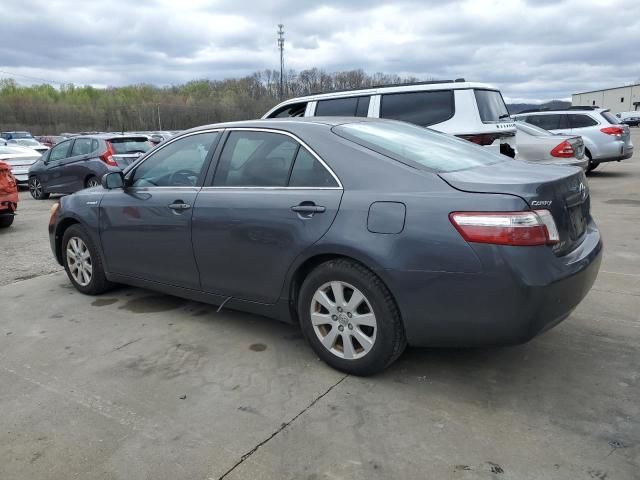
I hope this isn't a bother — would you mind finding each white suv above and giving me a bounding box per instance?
[263,80,517,157]
[513,107,633,171]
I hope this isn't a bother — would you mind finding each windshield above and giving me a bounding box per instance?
[333,121,507,173]
[109,138,153,154]
[474,89,510,122]
[515,121,553,137]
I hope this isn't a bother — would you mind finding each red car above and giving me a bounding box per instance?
[0,161,18,228]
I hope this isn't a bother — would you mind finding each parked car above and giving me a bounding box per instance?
[513,107,634,172]
[36,135,67,148]
[0,160,19,228]
[263,79,518,157]
[48,118,602,375]
[1,131,34,141]
[28,134,153,199]
[621,116,640,127]
[0,145,42,186]
[6,137,50,155]
[515,121,588,171]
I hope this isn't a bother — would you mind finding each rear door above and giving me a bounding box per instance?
[62,137,96,191]
[99,131,220,289]
[192,129,343,304]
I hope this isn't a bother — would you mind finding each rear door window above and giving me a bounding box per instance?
[525,114,568,130]
[70,138,93,156]
[289,148,338,187]
[380,90,454,126]
[315,96,370,117]
[213,131,298,187]
[567,114,598,129]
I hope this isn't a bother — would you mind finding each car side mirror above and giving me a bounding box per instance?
[102,171,124,189]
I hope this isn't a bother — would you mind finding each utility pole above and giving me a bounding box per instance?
[157,104,162,130]
[277,24,285,100]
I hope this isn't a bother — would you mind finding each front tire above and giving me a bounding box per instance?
[62,224,113,294]
[29,176,50,200]
[298,259,406,376]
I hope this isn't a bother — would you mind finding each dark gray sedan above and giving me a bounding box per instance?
[48,118,602,375]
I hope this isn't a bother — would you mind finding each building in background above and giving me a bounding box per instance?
[572,83,640,113]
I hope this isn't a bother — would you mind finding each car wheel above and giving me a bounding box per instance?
[29,176,50,200]
[0,215,14,228]
[62,224,113,295]
[85,176,100,188]
[298,259,406,376]
[585,151,598,173]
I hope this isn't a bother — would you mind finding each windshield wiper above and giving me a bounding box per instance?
[498,114,511,119]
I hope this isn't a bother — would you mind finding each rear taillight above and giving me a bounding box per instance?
[49,202,60,226]
[449,210,560,246]
[100,142,118,166]
[456,133,500,146]
[550,140,575,158]
[600,126,624,137]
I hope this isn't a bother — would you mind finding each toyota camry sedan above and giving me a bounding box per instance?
[48,118,602,375]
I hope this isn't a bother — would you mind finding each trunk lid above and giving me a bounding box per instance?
[440,161,590,255]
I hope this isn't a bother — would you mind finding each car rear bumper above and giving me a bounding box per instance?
[384,219,602,347]
[595,144,633,162]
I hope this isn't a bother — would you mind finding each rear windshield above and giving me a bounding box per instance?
[109,138,152,154]
[333,121,506,173]
[474,89,510,122]
[601,111,620,124]
[14,138,41,146]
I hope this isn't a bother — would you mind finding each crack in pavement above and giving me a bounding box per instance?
[217,374,348,480]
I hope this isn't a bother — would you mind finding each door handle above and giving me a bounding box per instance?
[291,204,326,214]
[168,202,191,211]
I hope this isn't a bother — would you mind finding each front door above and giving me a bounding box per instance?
[192,129,343,304]
[99,131,220,289]
[40,139,73,192]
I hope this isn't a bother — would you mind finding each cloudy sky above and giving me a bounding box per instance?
[1,0,639,102]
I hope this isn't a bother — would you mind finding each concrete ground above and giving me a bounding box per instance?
[1,132,639,480]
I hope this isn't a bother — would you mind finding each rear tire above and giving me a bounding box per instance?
[585,150,599,173]
[0,215,14,228]
[298,259,406,376]
[62,224,113,295]
[29,176,50,200]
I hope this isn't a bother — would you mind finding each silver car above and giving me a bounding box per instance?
[513,107,634,172]
[515,121,588,171]
[0,145,42,185]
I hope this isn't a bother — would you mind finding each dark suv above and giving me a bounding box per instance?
[28,134,152,199]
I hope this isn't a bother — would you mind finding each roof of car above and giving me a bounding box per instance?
[182,116,401,134]
[71,133,152,140]
[263,81,497,113]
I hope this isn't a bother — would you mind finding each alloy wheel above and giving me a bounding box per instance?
[310,281,377,360]
[29,177,43,199]
[86,177,100,188]
[66,237,93,287]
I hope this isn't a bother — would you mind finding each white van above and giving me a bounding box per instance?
[263,79,517,157]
